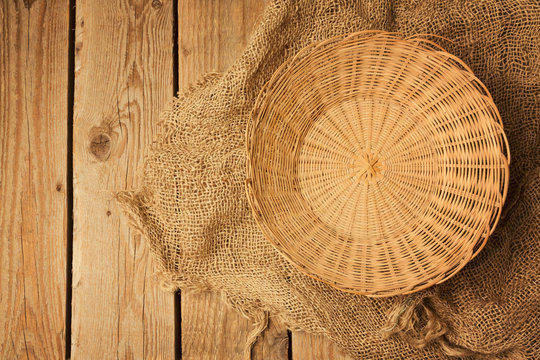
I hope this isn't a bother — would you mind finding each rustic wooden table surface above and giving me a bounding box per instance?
[1,1,352,358]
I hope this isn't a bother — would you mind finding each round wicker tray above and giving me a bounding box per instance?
[246,31,510,297]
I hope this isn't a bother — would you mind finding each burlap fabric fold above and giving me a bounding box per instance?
[117,0,540,358]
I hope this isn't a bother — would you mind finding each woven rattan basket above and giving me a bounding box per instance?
[246,31,510,297]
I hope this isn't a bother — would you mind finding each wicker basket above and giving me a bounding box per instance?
[246,31,510,297]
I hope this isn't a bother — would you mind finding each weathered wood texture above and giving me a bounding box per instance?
[1,1,351,358]
[181,291,250,359]
[72,0,175,358]
[178,0,266,87]
[293,332,353,360]
[181,292,289,359]
[178,1,289,359]
[0,1,68,358]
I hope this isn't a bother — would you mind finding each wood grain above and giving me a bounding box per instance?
[0,1,68,358]
[181,291,250,359]
[178,1,289,359]
[182,292,289,360]
[72,0,174,358]
[178,0,266,87]
[292,332,353,360]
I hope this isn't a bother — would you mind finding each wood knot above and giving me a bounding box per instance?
[56,184,62,192]
[90,134,112,161]
[151,0,162,9]
[87,119,127,162]
[106,210,112,216]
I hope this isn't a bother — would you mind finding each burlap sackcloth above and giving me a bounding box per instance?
[117,0,540,358]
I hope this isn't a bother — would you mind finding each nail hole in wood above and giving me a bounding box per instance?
[181,47,192,57]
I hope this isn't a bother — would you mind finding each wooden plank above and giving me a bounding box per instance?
[0,1,68,358]
[292,332,353,360]
[178,1,289,359]
[179,1,350,358]
[71,0,175,358]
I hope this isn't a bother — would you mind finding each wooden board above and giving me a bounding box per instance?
[178,1,349,358]
[178,1,289,359]
[292,332,353,360]
[71,0,175,358]
[0,1,68,358]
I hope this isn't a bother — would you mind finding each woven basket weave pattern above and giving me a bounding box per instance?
[246,32,510,297]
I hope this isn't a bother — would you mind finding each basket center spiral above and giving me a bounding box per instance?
[350,152,383,183]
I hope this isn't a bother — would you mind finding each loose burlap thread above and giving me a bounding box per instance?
[117,0,540,359]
